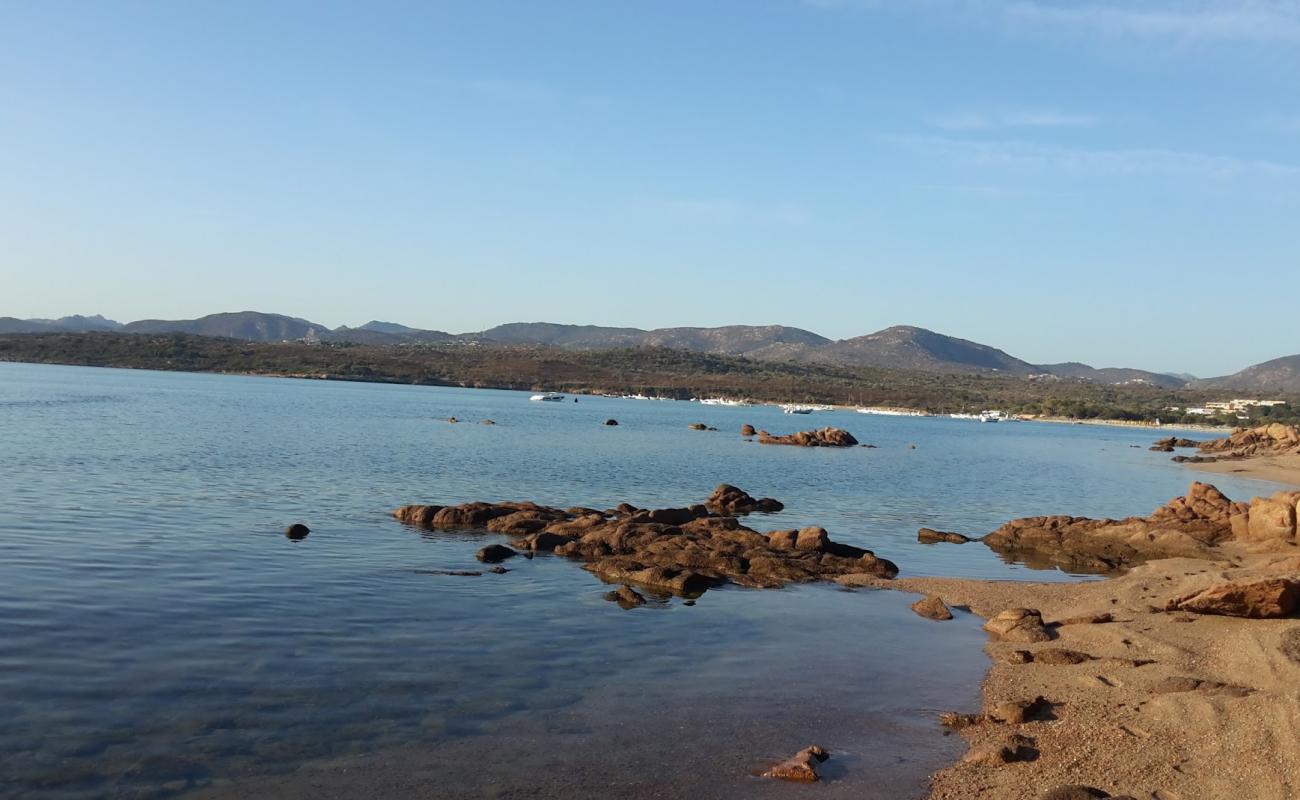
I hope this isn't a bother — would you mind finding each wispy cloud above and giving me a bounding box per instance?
[803,1,1300,44]
[883,134,1300,178]
[931,110,1099,130]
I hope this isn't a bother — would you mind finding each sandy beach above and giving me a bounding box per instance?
[1190,452,1300,489]
[861,548,1300,799]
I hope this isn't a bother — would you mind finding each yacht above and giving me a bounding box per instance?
[530,393,565,402]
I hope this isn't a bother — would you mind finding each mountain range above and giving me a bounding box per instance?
[3,311,1296,393]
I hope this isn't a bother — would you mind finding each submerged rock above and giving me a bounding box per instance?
[763,745,829,783]
[284,523,310,540]
[603,584,646,608]
[918,527,972,544]
[476,544,518,563]
[757,427,858,447]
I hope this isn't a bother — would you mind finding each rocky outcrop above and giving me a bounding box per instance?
[982,482,1249,572]
[1197,423,1300,458]
[476,544,517,563]
[705,484,783,514]
[604,584,645,608]
[763,746,829,782]
[1165,577,1300,618]
[757,427,859,447]
[284,523,310,540]
[395,485,897,597]
[1150,436,1201,452]
[741,423,756,436]
[918,528,972,544]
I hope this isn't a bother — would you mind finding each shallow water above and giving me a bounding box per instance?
[0,363,1284,798]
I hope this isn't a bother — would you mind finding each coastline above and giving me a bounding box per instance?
[1028,416,1235,434]
[871,549,1300,799]
[1188,453,1300,489]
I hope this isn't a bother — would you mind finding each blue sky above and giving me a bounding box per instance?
[2,0,1297,376]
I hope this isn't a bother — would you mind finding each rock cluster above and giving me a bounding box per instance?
[394,485,898,597]
[705,483,783,514]
[756,427,859,447]
[982,482,1250,572]
[1197,423,1300,458]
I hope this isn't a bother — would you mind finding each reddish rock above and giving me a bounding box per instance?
[918,527,972,544]
[1165,577,1300,618]
[1034,648,1093,665]
[476,544,517,563]
[741,423,756,436]
[705,484,784,514]
[911,595,953,621]
[983,608,1051,643]
[603,584,645,608]
[757,427,859,447]
[763,746,829,783]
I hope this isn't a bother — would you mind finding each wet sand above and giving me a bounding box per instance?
[872,549,1300,799]
[1190,452,1300,489]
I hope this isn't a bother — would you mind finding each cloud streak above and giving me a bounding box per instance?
[883,134,1300,178]
[804,0,1300,44]
[932,110,1099,130]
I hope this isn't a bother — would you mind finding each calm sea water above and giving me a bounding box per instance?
[0,362,1283,799]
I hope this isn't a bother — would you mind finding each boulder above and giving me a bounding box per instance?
[763,746,828,783]
[918,528,972,544]
[741,423,756,436]
[757,427,859,447]
[603,419,619,426]
[284,523,310,540]
[688,423,709,431]
[983,608,1051,643]
[911,595,953,621]
[1165,577,1300,618]
[1246,495,1298,542]
[476,544,518,563]
[990,696,1047,724]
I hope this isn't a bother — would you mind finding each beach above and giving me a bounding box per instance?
[889,549,1300,799]
[1190,452,1300,489]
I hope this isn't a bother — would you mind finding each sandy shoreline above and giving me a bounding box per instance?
[1189,452,1300,489]
[856,548,1300,799]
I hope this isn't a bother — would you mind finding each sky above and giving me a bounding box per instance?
[2,0,1298,376]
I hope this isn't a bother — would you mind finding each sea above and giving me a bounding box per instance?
[0,362,1284,799]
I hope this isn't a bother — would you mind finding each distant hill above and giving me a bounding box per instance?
[466,322,829,356]
[332,322,455,345]
[1193,355,1300,394]
[1036,362,1187,389]
[9,310,1270,385]
[0,314,122,333]
[122,311,328,342]
[787,325,1038,374]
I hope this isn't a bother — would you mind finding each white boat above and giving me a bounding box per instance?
[979,412,1000,423]
[530,393,565,402]
[781,405,815,414]
[950,412,980,420]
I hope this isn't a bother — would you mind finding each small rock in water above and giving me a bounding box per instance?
[911,594,954,621]
[476,544,518,563]
[763,745,829,782]
[285,523,310,540]
[688,423,709,431]
[741,423,756,436]
[481,419,495,425]
[603,419,619,426]
[603,584,646,608]
[917,527,972,544]
[447,417,459,423]
[488,566,509,574]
